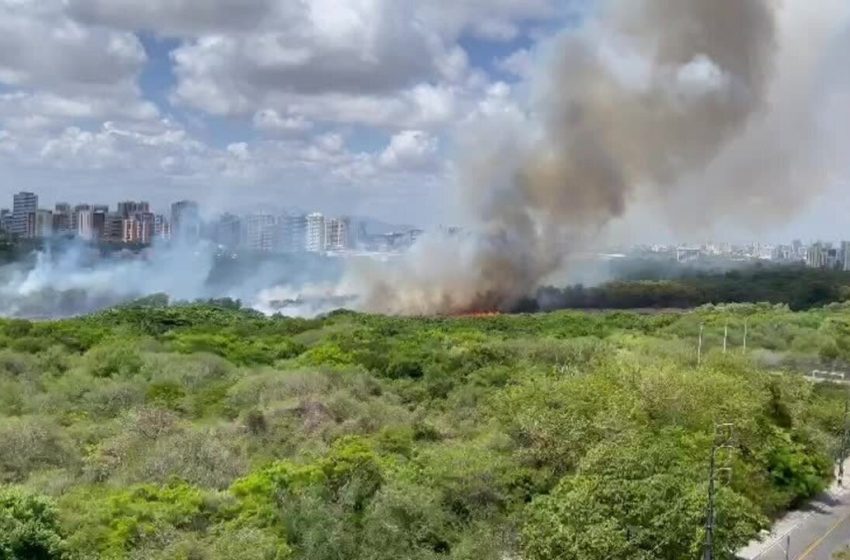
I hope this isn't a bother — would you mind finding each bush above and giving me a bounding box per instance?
[0,418,74,483]
[84,341,143,379]
[61,482,218,558]
[0,486,66,560]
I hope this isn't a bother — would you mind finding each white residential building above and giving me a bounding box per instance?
[306,213,326,253]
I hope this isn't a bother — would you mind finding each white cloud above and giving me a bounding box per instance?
[0,92,158,131]
[497,48,535,78]
[0,0,581,225]
[66,0,275,36]
[0,1,145,94]
[167,2,446,121]
[253,109,313,134]
[379,130,439,171]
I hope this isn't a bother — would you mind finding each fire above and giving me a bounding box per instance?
[453,311,502,318]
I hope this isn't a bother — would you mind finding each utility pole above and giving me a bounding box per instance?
[742,318,748,354]
[704,423,735,560]
[723,322,728,354]
[698,324,705,367]
[839,399,849,486]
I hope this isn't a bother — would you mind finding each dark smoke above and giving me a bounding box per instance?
[345,0,850,315]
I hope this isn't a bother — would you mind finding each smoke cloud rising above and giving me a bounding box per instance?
[345,0,850,315]
[0,241,344,318]
[1,0,848,319]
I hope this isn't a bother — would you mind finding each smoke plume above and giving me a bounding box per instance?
[0,241,344,318]
[346,0,850,315]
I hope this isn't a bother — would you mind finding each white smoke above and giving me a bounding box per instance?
[0,240,345,318]
[341,0,850,315]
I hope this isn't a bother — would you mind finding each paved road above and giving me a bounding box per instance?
[739,461,850,560]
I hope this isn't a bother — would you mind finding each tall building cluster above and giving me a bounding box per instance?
[0,191,360,254]
[805,241,850,271]
[624,240,850,271]
[1,192,170,245]
[212,211,353,254]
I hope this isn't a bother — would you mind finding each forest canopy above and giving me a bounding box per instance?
[1,299,849,559]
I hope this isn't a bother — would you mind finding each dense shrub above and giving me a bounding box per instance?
[0,486,67,560]
[0,303,846,559]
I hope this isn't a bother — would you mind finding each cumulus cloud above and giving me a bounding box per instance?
[66,0,275,36]
[253,109,313,135]
[167,2,450,121]
[0,1,145,94]
[379,131,439,171]
[0,0,581,224]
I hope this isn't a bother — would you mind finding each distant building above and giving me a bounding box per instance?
[0,209,12,234]
[676,246,701,263]
[772,245,794,262]
[171,200,201,242]
[807,242,828,268]
[52,207,72,235]
[154,214,170,241]
[103,213,124,243]
[117,201,150,218]
[279,214,307,253]
[76,209,95,241]
[306,213,326,253]
[245,214,277,252]
[12,192,38,237]
[93,208,108,240]
[71,204,91,234]
[35,209,53,238]
[842,242,850,272]
[122,212,154,244]
[212,213,241,249]
[325,217,351,251]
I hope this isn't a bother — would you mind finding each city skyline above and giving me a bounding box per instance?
[0,189,423,254]
[7,189,850,268]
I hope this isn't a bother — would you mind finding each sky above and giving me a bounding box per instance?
[0,0,581,225]
[0,0,847,243]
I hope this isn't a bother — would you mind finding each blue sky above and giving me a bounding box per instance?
[0,0,583,226]
[0,0,848,244]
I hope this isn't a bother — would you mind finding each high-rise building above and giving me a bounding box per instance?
[12,192,38,237]
[807,242,830,269]
[103,213,124,243]
[306,213,326,253]
[52,204,72,235]
[93,208,108,240]
[841,242,850,272]
[325,217,351,251]
[154,214,170,241]
[35,209,53,238]
[278,214,307,253]
[0,209,12,234]
[245,214,277,252]
[171,200,201,242]
[71,204,91,233]
[213,213,242,249]
[117,201,150,218]
[122,212,155,244]
[77,209,95,241]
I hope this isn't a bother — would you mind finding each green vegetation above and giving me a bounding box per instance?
[531,265,850,311]
[1,299,850,559]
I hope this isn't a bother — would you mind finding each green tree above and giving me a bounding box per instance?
[0,486,66,560]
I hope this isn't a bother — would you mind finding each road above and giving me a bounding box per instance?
[738,460,850,560]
